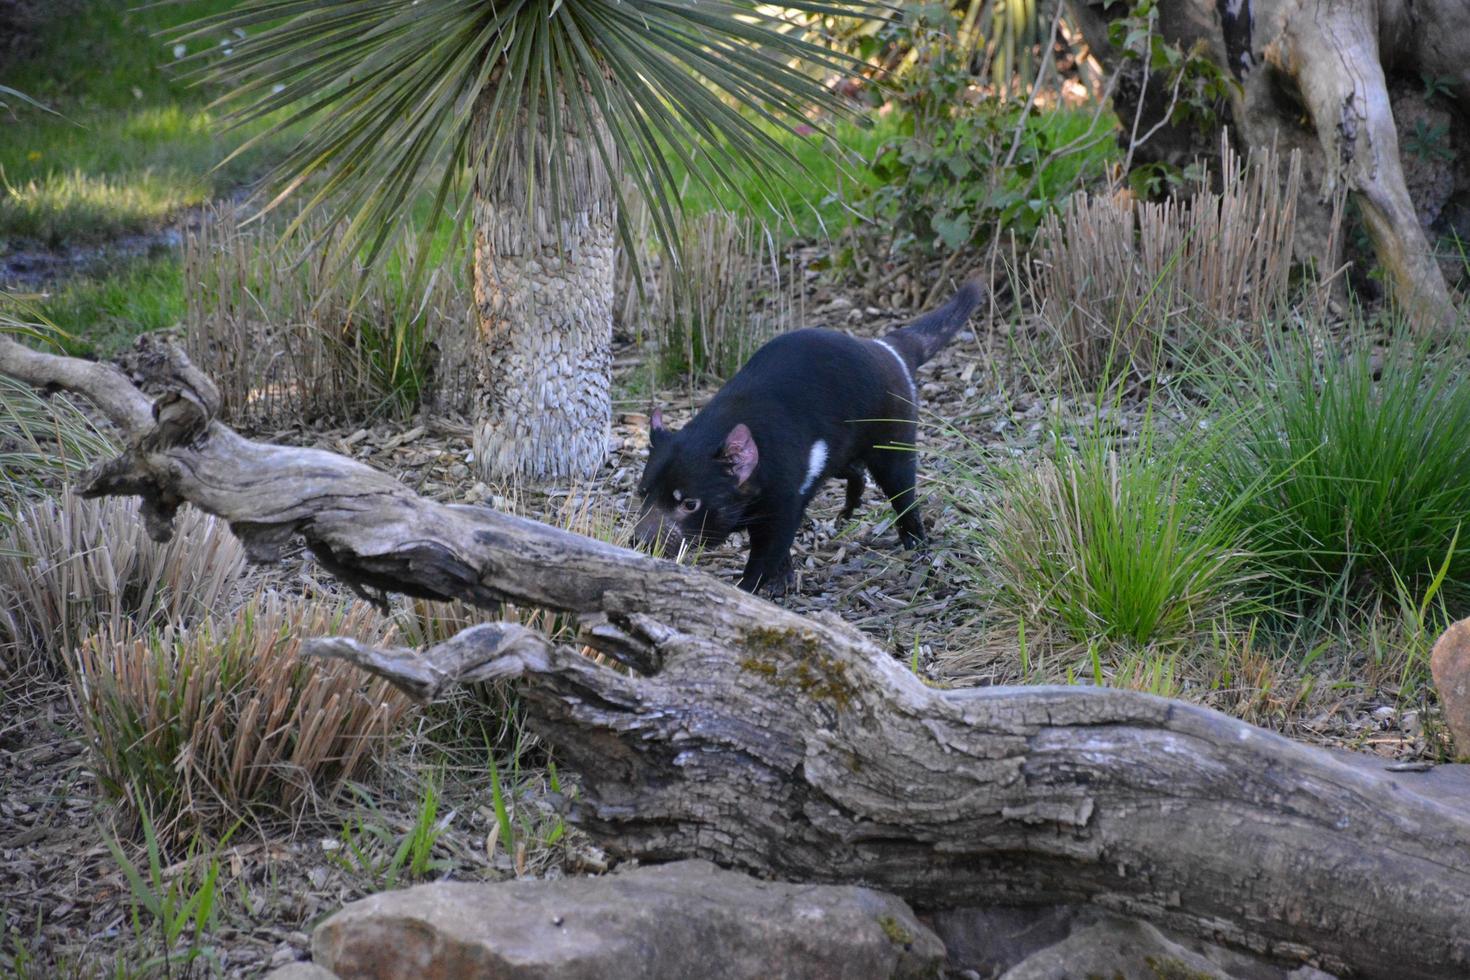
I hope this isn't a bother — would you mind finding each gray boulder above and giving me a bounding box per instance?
[313,859,944,979]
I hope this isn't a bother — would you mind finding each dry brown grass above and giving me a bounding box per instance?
[73,593,411,842]
[182,203,472,428]
[1028,137,1301,384]
[0,491,245,681]
[615,191,800,388]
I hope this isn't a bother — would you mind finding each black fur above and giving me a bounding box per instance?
[634,281,983,595]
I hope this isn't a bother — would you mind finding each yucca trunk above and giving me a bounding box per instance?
[469,93,616,483]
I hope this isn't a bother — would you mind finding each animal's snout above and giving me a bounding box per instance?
[633,506,681,556]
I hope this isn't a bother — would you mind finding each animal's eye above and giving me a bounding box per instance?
[679,497,702,514]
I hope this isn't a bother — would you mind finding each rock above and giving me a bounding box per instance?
[999,918,1236,980]
[270,944,303,968]
[932,905,1300,980]
[262,963,339,980]
[1431,618,1470,759]
[313,859,943,980]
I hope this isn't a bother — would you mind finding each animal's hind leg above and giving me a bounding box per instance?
[839,464,865,523]
[866,448,924,549]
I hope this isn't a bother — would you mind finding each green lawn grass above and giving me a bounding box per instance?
[0,1,296,246]
[661,115,898,240]
[7,254,185,359]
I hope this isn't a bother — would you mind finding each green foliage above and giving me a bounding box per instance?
[978,427,1256,650]
[0,114,289,245]
[656,118,894,239]
[843,5,1116,268]
[487,747,517,863]
[2,0,242,109]
[1108,0,1236,129]
[1403,118,1453,164]
[1200,334,1470,616]
[332,776,452,888]
[181,0,883,284]
[1107,0,1238,198]
[105,807,224,977]
[805,0,1044,95]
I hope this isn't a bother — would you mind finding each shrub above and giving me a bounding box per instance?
[0,491,244,680]
[840,5,1117,305]
[979,433,1255,650]
[73,594,410,841]
[1201,334,1470,615]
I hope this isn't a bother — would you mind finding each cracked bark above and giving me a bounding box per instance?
[3,334,1469,978]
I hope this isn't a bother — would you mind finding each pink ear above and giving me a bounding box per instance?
[651,407,666,432]
[722,424,758,485]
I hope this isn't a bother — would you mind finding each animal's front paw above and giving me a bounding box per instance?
[740,563,796,597]
[898,528,927,551]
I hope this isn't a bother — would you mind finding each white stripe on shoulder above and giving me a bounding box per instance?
[799,439,828,496]
[873,339,916,403]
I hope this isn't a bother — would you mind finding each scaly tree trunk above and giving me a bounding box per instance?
[1068,0,1470,333]
[469,94,616,483]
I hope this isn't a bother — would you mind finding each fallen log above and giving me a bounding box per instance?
[4,334,1469,978]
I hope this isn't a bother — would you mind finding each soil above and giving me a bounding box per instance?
[1,256,1446,978]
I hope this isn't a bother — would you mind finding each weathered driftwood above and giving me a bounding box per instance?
[5,334,1470,978]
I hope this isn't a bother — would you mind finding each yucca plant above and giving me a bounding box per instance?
[180,0,881,483]
[74,594,411,842]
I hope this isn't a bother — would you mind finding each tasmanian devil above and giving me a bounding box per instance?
[633,280,983,595]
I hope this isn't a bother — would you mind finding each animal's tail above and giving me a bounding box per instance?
[879,280,984,373]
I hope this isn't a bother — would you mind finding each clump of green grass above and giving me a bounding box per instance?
[976,430,1256,651]
[74,595,411,843]
[1201,333,1470,616]
[0,365,117,509]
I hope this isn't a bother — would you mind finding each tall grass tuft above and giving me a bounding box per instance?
[978,432,1256,651]
[74,595,410,842]
[616,193,798,390]
[0,376,117,509]
[0,492,244,680]
[1028,137,1299,385]
[1201,333,1470,615]
[183,203,468,428]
